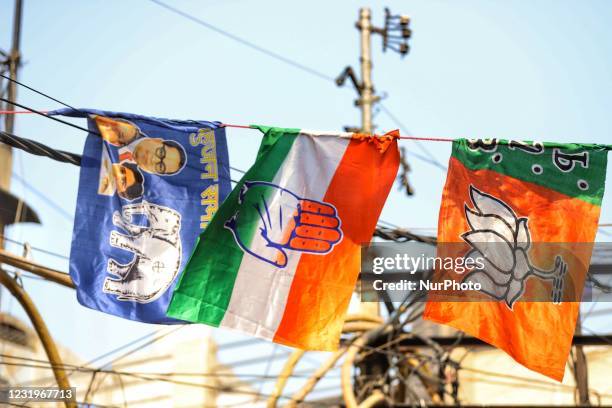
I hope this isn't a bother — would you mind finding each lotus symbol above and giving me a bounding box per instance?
[460,185,567,309]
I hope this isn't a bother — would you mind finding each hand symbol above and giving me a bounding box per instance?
[225,181,343,268]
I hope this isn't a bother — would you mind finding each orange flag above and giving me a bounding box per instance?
[424,138,609,381]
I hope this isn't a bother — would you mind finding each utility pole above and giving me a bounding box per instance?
[1,0,23,186]
[335,9,412,404]
[337,8,412,318]
[6,0,23,136]
[0,0,23,247]
[573,313,591,406]
[358,8,375,134]
[337,7,411,134]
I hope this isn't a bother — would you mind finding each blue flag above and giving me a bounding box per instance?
[53,109,231,323]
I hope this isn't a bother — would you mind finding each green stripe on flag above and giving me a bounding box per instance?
[452,139,609,206]
[166,126,300,325]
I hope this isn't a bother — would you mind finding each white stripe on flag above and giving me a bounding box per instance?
[219,133,351,339]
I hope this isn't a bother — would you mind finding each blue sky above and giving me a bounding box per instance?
[2,0,612,397]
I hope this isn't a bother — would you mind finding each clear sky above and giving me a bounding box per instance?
[2,0,612,399]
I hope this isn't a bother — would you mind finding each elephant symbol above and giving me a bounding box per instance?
[103,201,182,303]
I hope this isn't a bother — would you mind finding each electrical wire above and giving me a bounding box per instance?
[460,365,612,399]
[0,233,70,260]
[379,103,448,171]
[0,97,97,135]
[0,73,76,109]
[230,166,245,174]
[16,329,171,388]
[374,225,436,244]
[85,325,187,400]
[253,343,278,403]
[0,109,47,114]
[5,400,116,408]
[376,218,400,229]
[102,326,187,370]
[0,356,338,380]
[12,172,74,223]
[0,130,80,166]
[146,0,336,83]
[87,331,172,369]
[581,326,612,347]
[0,356,339,406]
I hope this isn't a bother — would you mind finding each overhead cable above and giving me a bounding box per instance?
[379,103,448,170]
[0,233,70,260]
[0,73,76,109]
[0,97,96,135]
[0,130,80,166]
[0,354,336,406]
[147,0,336,83]
[11,173,75,223]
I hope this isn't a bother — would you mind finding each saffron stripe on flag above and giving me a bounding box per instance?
[273,137,401,350]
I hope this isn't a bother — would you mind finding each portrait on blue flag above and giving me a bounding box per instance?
[53,108,231,323]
